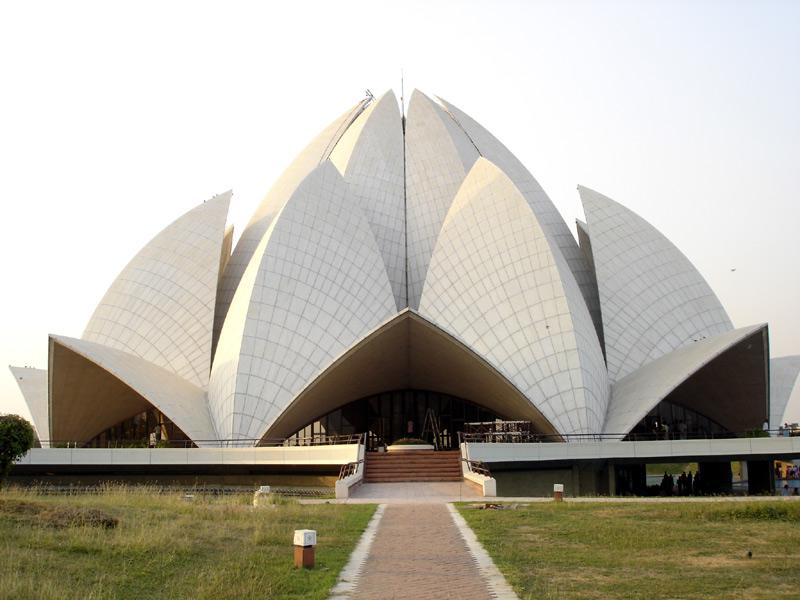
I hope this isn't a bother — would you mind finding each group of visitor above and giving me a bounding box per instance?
[659,470,703,495]
[777,423,798,437]
[774,462,800,496]
[775,464,800,479]
[647,421,693,440]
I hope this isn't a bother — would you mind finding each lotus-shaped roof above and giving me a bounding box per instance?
[10,90,793,446]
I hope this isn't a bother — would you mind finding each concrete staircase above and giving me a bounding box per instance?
[364,450,462,483]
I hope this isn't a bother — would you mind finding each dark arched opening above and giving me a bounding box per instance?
[289,389,505,449]
[85,409,192,448]
[625,399,728,440]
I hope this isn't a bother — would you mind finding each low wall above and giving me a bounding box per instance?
[465,437,800,464]
[15,445,360,467]
[493,468,574,497]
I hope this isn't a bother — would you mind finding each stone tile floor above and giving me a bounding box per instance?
[342,481,483,503]
[349,504,493,600]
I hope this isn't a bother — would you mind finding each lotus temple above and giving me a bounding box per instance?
[7,90,800,497]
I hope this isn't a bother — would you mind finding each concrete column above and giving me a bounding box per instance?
[698,461,732,494]
[607,462,617,496]
[746,460,773,495]
[571,465,581,497]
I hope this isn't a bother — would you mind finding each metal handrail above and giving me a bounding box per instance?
[338,460,364,480]
[458,429,798,444]
[461,458,491,478]
[38,429,798,449]
[39,433,365,449]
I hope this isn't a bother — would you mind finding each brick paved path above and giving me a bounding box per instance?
[351,504,492,600]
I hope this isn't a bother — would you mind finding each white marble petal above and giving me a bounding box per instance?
[405,89,479,309]
[580,185,733,382]
[214,100,371,345]
[419,158,609,435]
[603,325,765,437]
[436,97,602,340]
[770,356,800,428]
[8,366,49,444]
[50,335,217,444]
[83,192,231,388]
[208,161,397,442]
[330,91,407,309]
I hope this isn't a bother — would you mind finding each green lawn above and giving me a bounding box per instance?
[0,486,374,600]
[458,500,800,599]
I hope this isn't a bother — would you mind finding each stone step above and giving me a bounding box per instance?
[367,452,460,456]
[365,467,460,472]
[364,475,464,482]
[367,450,460,455]
[367,460,460,467]
[366,454,460,460]
[366,471,460,476]
[366,464,461,469]
[364,450,463,483]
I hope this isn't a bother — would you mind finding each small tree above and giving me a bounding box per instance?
[0,414,35,482]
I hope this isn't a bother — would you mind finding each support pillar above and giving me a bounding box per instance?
[698,461,732,494]
[571,465,581,497]
[746,460,773,495]
[607,462,616,496]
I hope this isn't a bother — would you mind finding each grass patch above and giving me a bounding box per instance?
[458,500,800,599]
[700,502,800,522]
[0,498,119,528]
[0,486,373,599]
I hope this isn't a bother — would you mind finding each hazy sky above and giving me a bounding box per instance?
[1,0,798,424]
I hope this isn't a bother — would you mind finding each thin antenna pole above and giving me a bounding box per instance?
[400,69,405,121]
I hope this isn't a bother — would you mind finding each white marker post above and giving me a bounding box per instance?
[553,483,564,502]
[294,529,317,569]
[252,485,271,507]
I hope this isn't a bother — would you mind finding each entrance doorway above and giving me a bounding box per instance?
[290,389,502,450]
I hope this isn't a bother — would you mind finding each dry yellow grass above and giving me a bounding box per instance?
[0,485,374,600]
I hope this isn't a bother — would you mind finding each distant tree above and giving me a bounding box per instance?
[0,414,35,483]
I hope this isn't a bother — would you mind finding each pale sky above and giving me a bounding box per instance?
[1,0,798,424]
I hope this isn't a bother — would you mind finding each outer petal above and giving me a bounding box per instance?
[770,356,800,427]
[8,366,49,444]
[330,91,407,309]
[579,185,733,382]
[603,325,768,437]
[208,161,397,441]
[83,192,231,388]
[49,335,217,444]
[436,97,602,341]
[419,158,609,435]
[405,90,479,309]
[214,99,371,343]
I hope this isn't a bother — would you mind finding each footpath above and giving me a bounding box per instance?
[329,503,518,600]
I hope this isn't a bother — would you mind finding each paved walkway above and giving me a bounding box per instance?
[348,504,494,600]
[345,481,482,503]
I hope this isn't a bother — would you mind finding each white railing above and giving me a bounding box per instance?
[459,442,497,497]
[335,434,367,499]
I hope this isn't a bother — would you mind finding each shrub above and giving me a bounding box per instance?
[702,503,800,522]
[390,437,429,445]
[0,414,35,482]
